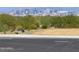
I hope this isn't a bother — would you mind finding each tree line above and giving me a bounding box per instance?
[0,14,79,33]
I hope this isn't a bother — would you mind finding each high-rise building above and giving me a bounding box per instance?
[7,7,79,16]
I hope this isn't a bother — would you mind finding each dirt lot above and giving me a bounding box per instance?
[1,28,79,35]
[32,28,79,35]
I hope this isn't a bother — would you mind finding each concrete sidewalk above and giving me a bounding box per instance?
[0,34,79,39]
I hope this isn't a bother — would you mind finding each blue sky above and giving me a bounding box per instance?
[0,7,79,13]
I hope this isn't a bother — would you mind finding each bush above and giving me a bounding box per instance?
[41,25,48,29]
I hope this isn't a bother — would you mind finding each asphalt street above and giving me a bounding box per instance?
[0,38,79,52]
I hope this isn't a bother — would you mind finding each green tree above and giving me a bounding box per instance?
[0,14,16,32]
[22,15,39,30]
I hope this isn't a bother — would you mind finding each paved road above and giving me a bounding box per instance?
[0,38,79,52]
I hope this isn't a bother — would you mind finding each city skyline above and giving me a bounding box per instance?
[0,7,79,16]
[0,7,79,13]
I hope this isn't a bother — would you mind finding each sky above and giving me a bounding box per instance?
[0,7,79,13]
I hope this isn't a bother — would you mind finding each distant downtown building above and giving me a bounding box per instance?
[2,7,79,16]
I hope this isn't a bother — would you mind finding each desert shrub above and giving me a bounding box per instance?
[0,23,9,32]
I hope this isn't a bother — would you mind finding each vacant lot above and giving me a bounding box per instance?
[32,28,79,35]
